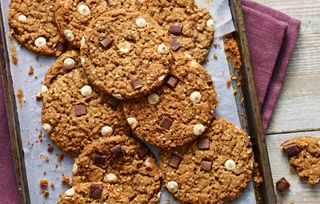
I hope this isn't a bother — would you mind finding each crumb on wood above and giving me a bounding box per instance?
[17,88,24,107]
[253,162,263,186]
[47,144,54,153]
[56,153,64,161]
[10,46,18,65]
[28,66,34,75]
[61,175,70,186]
[50,182,55,189]
[39,179,48,188]
[213,53,218,60]
[233,89,238,95]
[240,97,245,104]
[42,190,49,197]
[226,79,232,88]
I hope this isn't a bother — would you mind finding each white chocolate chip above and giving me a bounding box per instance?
[206,19,215,29]
[80,37,86,46]
[144,158,155,168]
[72,162,78,173]
[190,61,200,68]
[80,56,85,65]
[41,85,48,94]
[135,17,147,27]
[190,91,202,104]
[104,173,118,183]
[225,159,236,171]
[184,53,192,59]
[147,93,160,105]
[101,126,113,136]
[63,57,76,69]
[43,123,52,134]
[127,117,138,129]
[157,192,162,198]
[64,29,75,41]
[34,37,46,47]
[65,187,75,197]
[193,124,205,136]
[158,75,165,81]
[166,181,179,193]
[80,85,93,96]
[78,4,90,16]
[112,94,123,100]
[18,15,27,22]
[157,44,168,54]
[118,41,131,53]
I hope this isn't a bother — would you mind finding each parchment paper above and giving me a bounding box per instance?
[0,0,256,203]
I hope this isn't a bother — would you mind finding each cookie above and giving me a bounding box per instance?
[281,136,320,185]
[8,0,66,56]
[80,9,173,99]
[54,0,110,48]
[41,51,128,156]
[123,55,217,148]
[140,0,215,63]
[159,118,254,204]
[72,135,161,203]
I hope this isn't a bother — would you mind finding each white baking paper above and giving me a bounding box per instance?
[0,0,256,203]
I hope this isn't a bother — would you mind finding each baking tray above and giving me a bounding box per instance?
[0,0,276,203]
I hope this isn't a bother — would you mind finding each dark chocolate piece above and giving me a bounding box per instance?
[169,24,182,35]
[94,153,107,166]
[283,143,299,157]
[206,74,213,85]
[276,177,290,192]
[159,116,173,129]
[56,43,67,52]
[200,160,212,172]
[89,184,103,199]
[168,155,181,169]
[198,138,210,150]
[131,79,143,90]
[171,39,181,51]
[137,146,149,158]
[100,37,112,49]
[74,104,87,116]
[166,76,178,88]
[111,144,123,156]
[106,96,120,107]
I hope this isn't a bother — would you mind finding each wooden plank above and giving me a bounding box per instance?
[252,0,320,134]
[266,132,320,203]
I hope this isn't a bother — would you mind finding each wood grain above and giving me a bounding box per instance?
[254,0,320,134]
[266,132,320,204]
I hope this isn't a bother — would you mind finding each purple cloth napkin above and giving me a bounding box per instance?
[0,76,19,204]
[242,0,301,130]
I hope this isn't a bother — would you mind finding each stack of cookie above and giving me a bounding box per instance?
[9,0,254,203]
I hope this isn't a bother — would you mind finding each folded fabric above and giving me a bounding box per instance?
[241,0,301,131]
[0,76,19,204]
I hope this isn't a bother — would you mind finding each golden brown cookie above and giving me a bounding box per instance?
[159,118,254,203]
[8,0,66,56]
[41,51,128,156]
[281,136,320,185]
[71,135,161,203]
[80,9,173,99]
[123,55,217,149]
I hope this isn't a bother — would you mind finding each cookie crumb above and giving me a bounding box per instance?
[38,131,43,143]
[50,182,55,189]
[61,175,70,186]
[226,80,232,88]
[42,189,49,197]
[213,53,218,60]
[17,88,24,107]
[39,179,48,188]
[224,34,242,69]
[47,144,54,153]
[56,153,64,161]
[10,46,18,65]
[28,66,34,75]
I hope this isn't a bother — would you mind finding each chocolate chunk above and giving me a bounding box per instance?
[94,153,107,166]
[111,144,123,156]
[159,116,173,129]
[168,155,181,169]
[131,79,143,90]
[106,96,120,107]
[73,104,87,116]
[69,150,80,158]
[198,138,210,150]
[283,143,299,157]
[100,37,112,49]
[89,184,103,199]
[200,160,212,172]
[206,74,213,85]
[137,146,149,158]
[171,39,181,51]
[56,43,67,53]
[276,177,290,192]
[169,24,182,35]
[166,76,179,88]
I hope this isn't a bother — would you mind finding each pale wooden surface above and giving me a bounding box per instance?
[254,0,320,203]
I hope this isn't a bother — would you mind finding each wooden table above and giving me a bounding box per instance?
[255,0,320,203]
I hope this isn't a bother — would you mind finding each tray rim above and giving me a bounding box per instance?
[0,0,276,203]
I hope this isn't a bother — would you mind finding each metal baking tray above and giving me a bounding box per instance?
[0,0,276,203]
